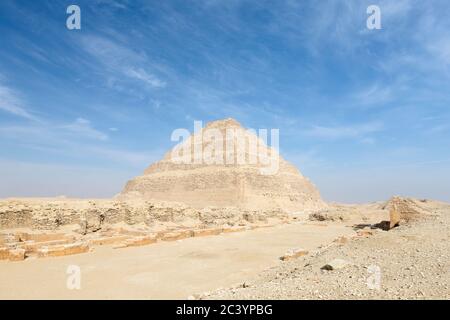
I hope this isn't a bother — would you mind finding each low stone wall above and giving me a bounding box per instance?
[0,247,26,261]
[37,242,89,258]
[191,228,223,237]
[0,217,292,262]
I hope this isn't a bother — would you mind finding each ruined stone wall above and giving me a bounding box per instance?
[0,199,288,231]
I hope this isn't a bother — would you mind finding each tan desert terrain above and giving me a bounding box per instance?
[2,196,447,299]
[207,200,450,300]
[0,119,448,300]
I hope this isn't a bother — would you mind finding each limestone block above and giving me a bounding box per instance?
[63,243,90,256]
[20,239,71,254]
[159,230,192,241]
[0,247,9,260]
[192,228,223,237]
[123,235,157,247]
[389,206,401,229]
[117,228,148,236]
[37,242,89,258]
[8,248,26,261]
[88,235,130,246]
[221,226,247,233]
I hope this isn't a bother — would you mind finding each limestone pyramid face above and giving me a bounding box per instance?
[119,118,326,212]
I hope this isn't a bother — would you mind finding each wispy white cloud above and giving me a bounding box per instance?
[81,35,143,67]
[94,0,129,10]
[79,35,166,89]
[0,83,37,120]
[124,68,166,88]
[60,118,109,141]
[353,84,393,107]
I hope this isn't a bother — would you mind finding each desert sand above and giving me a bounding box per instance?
[0,220,357,299]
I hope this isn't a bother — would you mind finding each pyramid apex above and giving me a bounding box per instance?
[204,118,242,130]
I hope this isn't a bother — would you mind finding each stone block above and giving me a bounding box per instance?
[37,242,89,258]
[221,226,247,233]
[159,230,192,241]
[0,247,9,260]
[389,206,401,229]
[19,239,72,254]
[88,235,130,246]
[123,235,157,247]
[8,248,26,261]
[192,228,223,237]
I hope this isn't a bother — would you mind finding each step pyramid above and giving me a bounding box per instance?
[119,118,325,212]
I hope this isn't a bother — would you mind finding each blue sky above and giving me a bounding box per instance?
[0,0,449,202]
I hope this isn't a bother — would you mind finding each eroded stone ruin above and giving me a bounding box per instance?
[385,196,431,229]
[0,198,292,261]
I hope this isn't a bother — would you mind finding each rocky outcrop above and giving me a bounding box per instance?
[383,196,431,229]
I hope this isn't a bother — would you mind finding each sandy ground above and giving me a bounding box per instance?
[0,221,355,299]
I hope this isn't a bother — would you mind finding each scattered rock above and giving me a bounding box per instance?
[357,229,374,237]
[309,211,345,222]
[280,248,309,261]
[321,259,350,271]
[333,236,350,244]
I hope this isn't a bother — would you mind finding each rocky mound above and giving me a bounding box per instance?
[119,118,326,212]
[381,196,433,229]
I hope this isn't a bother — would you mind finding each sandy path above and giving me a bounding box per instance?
[0,222,353,299]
